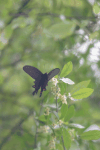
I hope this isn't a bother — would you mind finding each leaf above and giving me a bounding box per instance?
[56,144,63,150]
[5,25,13,39]
[58,82,67,95]
[47,21,76,39]
[64,105,75,122]
[93,3,100,14]
[71,80,91,94]
[38,115,46,122]
[60,104,68,119]
[55,127,63,137]
[52,111,59,120]
[43,104,56,108]
[62,128,71,149]
[60,62,73,77]
[69,123,85,129]
[85,124,100,132]
[0,42,5,50]
[60,77,75,85]
[89,31,99,40]
[81,130,100,140]
[72,88,94,99]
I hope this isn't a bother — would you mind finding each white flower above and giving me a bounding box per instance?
[51,77,58,86]
[38,126,50,133]
[68,93,78,101]
[49,138,56,149]
[44,107,50,116]
[58,120,63,125]
[59,94,67,104]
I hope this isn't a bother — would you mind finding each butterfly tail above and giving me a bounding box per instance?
[32,90,36,96]
[32,89,38,96]
[40,92,42,97]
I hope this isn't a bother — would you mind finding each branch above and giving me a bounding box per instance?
[61,136,66,150]
[37,12,97,20]
[33,93,48,148]
[0,108,33,149]
[7,0,31,25]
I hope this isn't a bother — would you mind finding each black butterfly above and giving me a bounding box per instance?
[23,65,60,97]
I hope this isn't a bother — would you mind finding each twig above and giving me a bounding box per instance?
[0,108,33,149]
[61,136,66,150]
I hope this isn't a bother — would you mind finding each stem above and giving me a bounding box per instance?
[56,85,58,112]
[61,136,66,150]
[56,96,58,112]
[33,94,47,148]
[34,126,38,148]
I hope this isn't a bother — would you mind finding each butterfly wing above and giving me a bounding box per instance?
[47,68,60,81]
[23,65,43,95]
[23,65,43,80]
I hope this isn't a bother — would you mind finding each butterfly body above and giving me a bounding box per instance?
[33,73,48,96]
[23,65,60,97]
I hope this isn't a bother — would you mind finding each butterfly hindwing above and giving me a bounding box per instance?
[47,68,60,81]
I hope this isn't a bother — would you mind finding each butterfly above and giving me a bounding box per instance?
[23,65,60,97]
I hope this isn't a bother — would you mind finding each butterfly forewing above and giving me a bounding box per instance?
[23,65,43,80]
[48,68,60,81]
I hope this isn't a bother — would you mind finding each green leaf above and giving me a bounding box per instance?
[58,82,67,95]
[52,111,59,120]
[55,127,63,136]
[38,115,46,122]
[60,104,68,119]
[89,31,99,40]
[62,128,71,149]
[89,141,96,150]
[72,88,94,99]
[64,105,75,122]
[0,42,5,50]
[5,25,13,39]
[47,21,76,39]
[93,3,100,14]
[0,74,4,84]
[56,144,63,150]
[81,130,100,140]
[60,61,73,77]
[71,80,91,94]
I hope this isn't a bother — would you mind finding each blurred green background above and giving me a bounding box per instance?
[0,0,100,149]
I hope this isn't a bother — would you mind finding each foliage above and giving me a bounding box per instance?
[0,0,100,149]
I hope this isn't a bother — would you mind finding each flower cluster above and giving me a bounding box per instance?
[38,126,50,133]
[52,120,63,129]
[51,78,67,105]
[57,120,63,125]
[44,107,50,116]
[58,94,67,104]
[51,77,58,86]
[48,137,56,149]
[52,123,57,128]
[69,129,75,141]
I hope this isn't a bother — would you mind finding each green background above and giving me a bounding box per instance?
[0,0,100,149]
